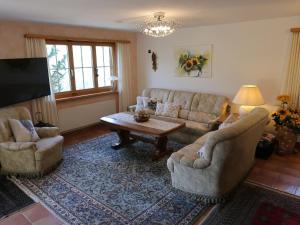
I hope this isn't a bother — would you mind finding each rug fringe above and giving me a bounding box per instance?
[8,176,71,225]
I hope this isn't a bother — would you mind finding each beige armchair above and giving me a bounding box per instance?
[167,108,269,203]
[0,106,63,177]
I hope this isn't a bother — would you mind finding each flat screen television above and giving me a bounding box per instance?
[0,57,51,108]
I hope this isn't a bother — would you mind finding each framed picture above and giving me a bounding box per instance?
[175,45,212,78]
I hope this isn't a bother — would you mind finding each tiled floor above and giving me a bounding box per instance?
[1,124,299,225]
[0,203,65,225]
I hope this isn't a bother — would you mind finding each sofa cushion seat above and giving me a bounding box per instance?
[35,136,64,161]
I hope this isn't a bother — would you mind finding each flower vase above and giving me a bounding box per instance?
[276,126,297,155]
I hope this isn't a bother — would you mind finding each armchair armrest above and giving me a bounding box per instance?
[35,127,60,138]
[0,142,37,151]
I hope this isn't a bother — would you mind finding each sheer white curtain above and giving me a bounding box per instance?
[283,32,300,110]
[117,43,135,111]
[25,38,59,125]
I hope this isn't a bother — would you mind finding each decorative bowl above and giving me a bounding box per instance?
[134,110,150,123]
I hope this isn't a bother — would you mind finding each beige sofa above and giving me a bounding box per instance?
[0,106,63,177]
[129,88,229,143]
[167,108,269,202]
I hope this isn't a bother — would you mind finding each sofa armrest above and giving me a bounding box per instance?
[168,143,211,171]
[128,104,137,112]
[35,127,60,138]
[0,142,37,151]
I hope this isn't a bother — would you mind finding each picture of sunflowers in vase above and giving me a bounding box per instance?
[176,45,212,77]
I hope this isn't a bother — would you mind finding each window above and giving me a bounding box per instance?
[46,41,115,98]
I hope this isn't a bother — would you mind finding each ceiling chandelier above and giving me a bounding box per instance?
[140,12,177,38]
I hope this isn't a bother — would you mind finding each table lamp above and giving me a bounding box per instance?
[232,85,264,116]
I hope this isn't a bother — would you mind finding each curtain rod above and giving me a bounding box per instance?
[24,34,131,44]
[290,28,300,33]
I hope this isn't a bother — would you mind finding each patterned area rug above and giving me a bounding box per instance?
[0,176,34,219]
[12,133,209,225]
[202,182,300,225]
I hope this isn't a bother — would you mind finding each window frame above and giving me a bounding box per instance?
[46,40,117,99]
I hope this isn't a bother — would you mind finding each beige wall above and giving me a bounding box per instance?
[0,20,138,131]
[137,16,300,111]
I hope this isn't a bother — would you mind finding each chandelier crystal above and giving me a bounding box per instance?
[140,12,176,38]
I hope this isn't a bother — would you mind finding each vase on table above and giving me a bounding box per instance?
[276,126,298,155]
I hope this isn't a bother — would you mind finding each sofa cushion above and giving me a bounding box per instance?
[190,93,228,116]
[188,111,218,123]
[142,88,170,103]
[155,102,180,118]
[168,91,195,110]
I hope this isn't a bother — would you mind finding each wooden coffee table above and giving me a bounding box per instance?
[100,112,185,160]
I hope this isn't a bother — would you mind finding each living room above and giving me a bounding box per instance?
[0,1,300,225]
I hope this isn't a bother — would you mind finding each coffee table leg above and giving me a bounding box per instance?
[153,136,169,160]
[112,130,131,150]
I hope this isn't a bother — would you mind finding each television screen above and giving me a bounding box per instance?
[0,57,51,108]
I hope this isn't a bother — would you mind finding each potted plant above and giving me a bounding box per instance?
[272,95,300,154]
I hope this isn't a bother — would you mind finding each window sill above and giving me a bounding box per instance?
[56,91,118,103]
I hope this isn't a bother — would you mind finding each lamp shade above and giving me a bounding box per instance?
[232,85,264,106]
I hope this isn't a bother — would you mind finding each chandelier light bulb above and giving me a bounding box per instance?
[140,12,177,38]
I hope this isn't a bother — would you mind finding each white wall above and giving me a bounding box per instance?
[58,100,116,132]
[137,16,300,107]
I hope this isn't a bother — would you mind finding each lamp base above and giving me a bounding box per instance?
[239,105,255,116]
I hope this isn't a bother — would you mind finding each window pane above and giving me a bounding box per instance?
[104,67,111,86]
[103,47,111,66]
[56,45,69,68]
[46,44,71,93]
[74,68,84,90]
[46,45,57,70]
[49,69,71,93]
[73,45,82,68]
[83,68,94,89]
[96,46,104,67]
[97,67,105,87]
[96,45,113,87]
[82,46,92,67]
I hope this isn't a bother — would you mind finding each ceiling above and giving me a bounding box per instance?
[0,0,299,31]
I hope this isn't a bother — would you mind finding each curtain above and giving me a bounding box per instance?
[117,43,135,111]
[25,38,59,125]
[283,32,300,110]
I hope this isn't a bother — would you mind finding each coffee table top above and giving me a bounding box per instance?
[100,112,185,136]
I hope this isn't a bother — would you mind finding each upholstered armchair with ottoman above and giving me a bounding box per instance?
[0,106,63,177]
[167,108,269,203]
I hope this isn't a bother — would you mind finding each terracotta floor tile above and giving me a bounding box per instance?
[32,216,63,225]
[0,213,31,225]
[22,203,51,223]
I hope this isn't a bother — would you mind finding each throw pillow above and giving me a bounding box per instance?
[155,102,181,118]
[218,114,239,130]
[8,119,40,142]
[136,96,150,111]
[0,119,14,142]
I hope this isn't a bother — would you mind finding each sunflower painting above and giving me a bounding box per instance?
[176,45,212,77]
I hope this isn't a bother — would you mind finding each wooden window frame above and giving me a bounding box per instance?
[46,40,117,99]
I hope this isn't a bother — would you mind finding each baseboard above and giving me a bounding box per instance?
[61,122,102,135]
